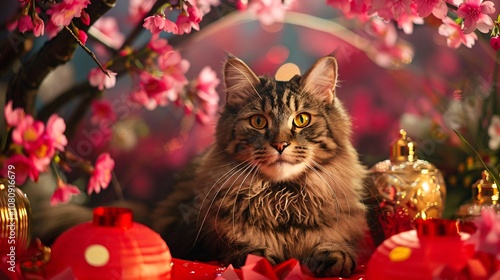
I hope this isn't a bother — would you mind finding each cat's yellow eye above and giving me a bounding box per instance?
[293,113,311,128]
[250,115,268,129]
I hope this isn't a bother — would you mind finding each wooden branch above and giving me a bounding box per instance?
[5,0,117,116]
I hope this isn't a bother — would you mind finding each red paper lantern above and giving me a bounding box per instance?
[365,219,476,280]
[46,207,172,279]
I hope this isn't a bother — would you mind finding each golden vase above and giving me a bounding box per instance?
[0,177,32,257]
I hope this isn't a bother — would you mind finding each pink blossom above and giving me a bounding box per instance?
[488,115,500,150]
[158,51,190,84]
[247,0,290,25]
[32,14,45,37]
[176,6,202,35]
[50,179,81,205]
[17,15,33,33]
[195,66,220,105]
[457,0,495,34]
[2,154,39,185]
[147,36,173,54]
[90,100,117,125]
[143,15,178,34]
[87,153,115,195]
[47,0,91,27]
[11,115,45,151]
[371,0,412,21]
[78,30,88,44]
[197,0,220,14]
[130,72,174,110]
[80,10,90,26]
[28,135,55,172]
[413,0,448,18]
[4,100,25,127]
[466,208,500,256]
[45,20,62,39]
[438,17,478,48]
[326,0,370,21]
[91,17,125,49]
[46,114,68,151]
[88,68,117,90]
[396,4,425,34]
[129,0,156,24]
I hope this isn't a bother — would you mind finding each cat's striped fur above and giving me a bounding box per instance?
[153,55,368,277]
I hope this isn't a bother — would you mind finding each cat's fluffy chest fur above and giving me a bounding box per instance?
[153,55,368,277]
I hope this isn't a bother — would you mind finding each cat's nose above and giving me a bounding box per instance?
[270,141,289,154]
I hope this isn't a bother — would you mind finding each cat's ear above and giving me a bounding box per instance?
[300,56,338,104]
[223,56,261,106]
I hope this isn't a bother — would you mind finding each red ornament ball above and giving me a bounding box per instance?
[46,207,172,279]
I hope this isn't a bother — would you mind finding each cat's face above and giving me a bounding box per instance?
[216,56,352,182]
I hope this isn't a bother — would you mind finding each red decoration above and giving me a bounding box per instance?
[45,207,172,279]
[365,219,476,280]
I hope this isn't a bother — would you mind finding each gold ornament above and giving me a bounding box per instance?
[456,170,500,219]
[369,129,447,225]
[0,178,32,257]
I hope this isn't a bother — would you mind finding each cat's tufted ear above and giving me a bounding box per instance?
[300,56,338,104]
[223,56,261,107]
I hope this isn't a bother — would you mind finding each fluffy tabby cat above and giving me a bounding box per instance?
[153,55,368,277]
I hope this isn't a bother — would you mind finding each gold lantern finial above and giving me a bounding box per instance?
[390,129,417,162]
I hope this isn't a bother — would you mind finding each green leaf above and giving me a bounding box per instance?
[453,129,500,188]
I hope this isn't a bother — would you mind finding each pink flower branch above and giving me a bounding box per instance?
[5,0,117,116]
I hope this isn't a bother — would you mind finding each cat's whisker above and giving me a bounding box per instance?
[195,161,251,243]
[229,163,259,238]
[309,161,351,220]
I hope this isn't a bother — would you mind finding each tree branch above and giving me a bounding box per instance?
[5,0,117,116]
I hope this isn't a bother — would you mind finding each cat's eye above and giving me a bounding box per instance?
[293,113,311,128]
[249,115,267,129]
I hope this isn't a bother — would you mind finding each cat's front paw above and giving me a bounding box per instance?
[303,244,356,277]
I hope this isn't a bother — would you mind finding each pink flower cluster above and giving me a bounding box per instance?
[3,101,67,185]
[191,66,220,124]
[129,39,190,110]
[1,101,115,205]
[15,0,91,38]
[326,0,496,49]
[143,2,204,36]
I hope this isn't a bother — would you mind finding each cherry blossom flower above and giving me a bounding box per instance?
[247,0,290,25]
[78,30,88,44]
[32,14,45,37]
[466,208,500,256]
[457,0,495,34]
[45,20,62,39]
[88,68,117,90]
[396,4,425,34]
[176,6,202,35]
[372,0,412,21]
[197,0,220,14]
[413,0,448,19]
[90,17,125,50]
[47,0,91,27]
[488,115,500,150]
[90,100,117,125]
[11,115,45,151]
[46,114,68,151]
[50,179,81,205]
[148,37,173,54]
[143,15,178,34]
[87,152,115,195]
[194,66,220,124]
[17,15,33,33]
[438,17,478,48]
[4,100,25,127]
[130,72,174,110]
[326,0,369,21]
[2,154,39,185]
[28,135,55,172]
[129,0,156,23]
[80,10,90,26]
